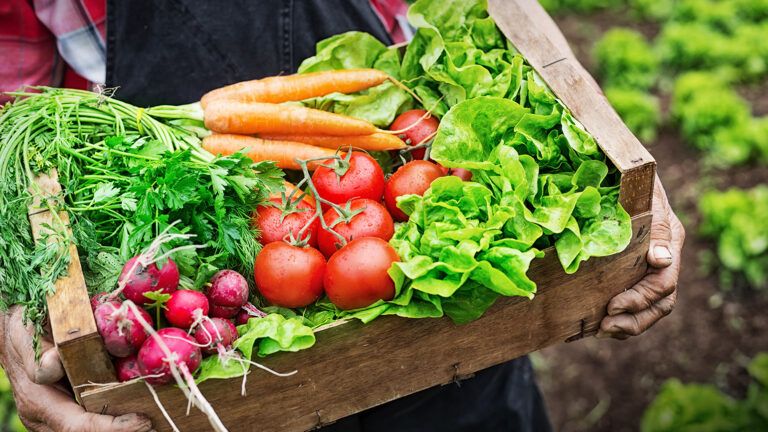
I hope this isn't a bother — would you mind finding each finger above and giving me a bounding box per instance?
[40,385,153,432]
[607,264,679,315]
[34,348,65,385]
[648,178,674,269]
[598,290,677,339]
[8,316,65,385]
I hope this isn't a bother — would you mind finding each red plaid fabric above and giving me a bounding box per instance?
[0,0,409,104]
[0,0,105,103]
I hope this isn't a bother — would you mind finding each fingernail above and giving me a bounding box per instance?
[654,245,672,261]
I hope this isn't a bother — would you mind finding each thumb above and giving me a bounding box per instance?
[648,180,674,269]
[8,308,65,385]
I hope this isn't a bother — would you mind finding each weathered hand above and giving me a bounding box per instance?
[598,176,685,339]
[0,306,153,432]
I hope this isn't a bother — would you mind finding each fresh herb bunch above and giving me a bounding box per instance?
[0,88,282,347]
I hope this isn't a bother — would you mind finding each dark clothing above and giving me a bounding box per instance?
[320,357,551,432]
[106,0,392,106]
[105,2,552,430]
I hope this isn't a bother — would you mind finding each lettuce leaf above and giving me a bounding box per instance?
[195,313,315,383]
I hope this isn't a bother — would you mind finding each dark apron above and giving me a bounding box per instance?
[105,2,552,430]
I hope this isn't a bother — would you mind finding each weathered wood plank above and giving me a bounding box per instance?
[81,213,652,432]
[29,172,116,398]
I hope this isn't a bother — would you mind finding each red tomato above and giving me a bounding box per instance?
[449,168,473,181]
[312,152,385,208]
[254,243,325,308]
[384,160,444,221]
[324,237,399,310]
[317,199,394,258]
[390,109,439,160]
[254,197,319,247]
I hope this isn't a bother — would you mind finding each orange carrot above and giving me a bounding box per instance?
[268,180,316,207]
[201,69,390,108]
[204,100,378,136]
[259,132,406,151]
[202,134,338,170]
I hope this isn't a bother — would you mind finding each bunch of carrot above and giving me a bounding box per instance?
[200,69,406,170]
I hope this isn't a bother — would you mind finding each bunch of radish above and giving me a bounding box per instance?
[94,264,256,385]
[252,109,471,311]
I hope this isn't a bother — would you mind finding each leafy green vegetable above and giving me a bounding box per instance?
[298,0,631,324]
[195,313,315,383]
[671,72,768,166]
[642,353,768,432]
[594,28,659,91]
[604,87,660,143]
[699,186,768,290]
[298,32,414,127]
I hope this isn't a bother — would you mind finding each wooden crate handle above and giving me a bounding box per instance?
[28,171,116,400]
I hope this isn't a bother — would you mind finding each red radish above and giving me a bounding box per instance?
[390,109,439,160]
[119,256,180,305]
[210,304,241,319]
[94,301,153,358]
[164,290,210,329]
[137,327,202,385]
[317,198,394,258]
[235,303,267,326]
[254,197,319,247]
[384,160,444,221]
[115,355,142,382]
[324,237,399,310]
[194,318,238,354]
[255,243,326,308]
[90,292,109,310]
[206,270,249,318]
[312,152,385,209]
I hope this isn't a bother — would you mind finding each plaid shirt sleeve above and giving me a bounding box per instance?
[0,0,106,103]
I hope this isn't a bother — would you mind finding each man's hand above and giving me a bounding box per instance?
[0,306,153,432]
[598,176,685,339]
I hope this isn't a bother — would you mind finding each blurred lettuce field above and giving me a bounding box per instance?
[0,368,25,432]
[535,0,768,430]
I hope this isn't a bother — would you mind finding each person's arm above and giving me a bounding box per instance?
[0,306,152,432]
[598,177,684,338]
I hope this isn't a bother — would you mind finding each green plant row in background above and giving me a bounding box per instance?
[699,186,768,291]
[544,0,768,167]
[0,368,26,432]
[642,353,768,431]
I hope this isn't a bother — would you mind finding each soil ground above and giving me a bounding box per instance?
[535,12,768,432]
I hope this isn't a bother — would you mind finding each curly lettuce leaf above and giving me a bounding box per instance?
[195,313,315,384]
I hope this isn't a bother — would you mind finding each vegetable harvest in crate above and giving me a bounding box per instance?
[0,0,636,429]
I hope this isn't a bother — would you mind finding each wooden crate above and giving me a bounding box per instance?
[30,0,655,430]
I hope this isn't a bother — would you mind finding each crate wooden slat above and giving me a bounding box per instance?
[37,0,657,430]
[28,172,117,400]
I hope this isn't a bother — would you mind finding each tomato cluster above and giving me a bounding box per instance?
[252,110,470,311]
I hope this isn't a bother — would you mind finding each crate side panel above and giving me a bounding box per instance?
[83,213,651,432]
